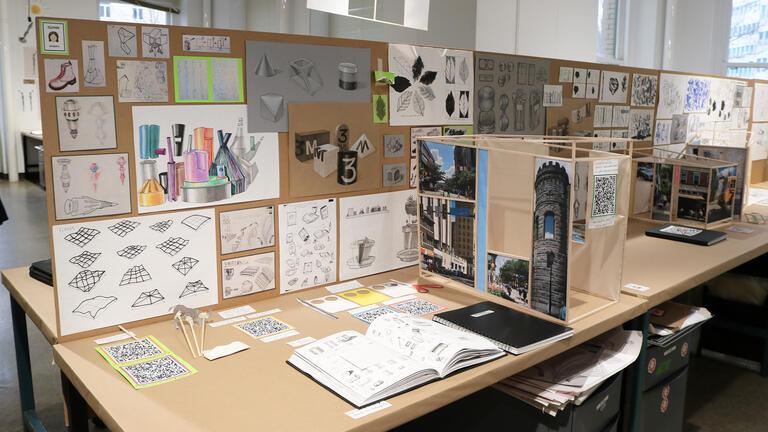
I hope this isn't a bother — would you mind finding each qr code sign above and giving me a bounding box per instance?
[592,174,617,217]
[102,338,164,365]
[235,316,291,339]
[119,355,192,388]
[353,306,401,324]
[389,298,445,316]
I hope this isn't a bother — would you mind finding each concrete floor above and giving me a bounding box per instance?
[0,179,765,431]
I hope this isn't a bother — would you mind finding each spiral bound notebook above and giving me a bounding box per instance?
[432,301,574,355]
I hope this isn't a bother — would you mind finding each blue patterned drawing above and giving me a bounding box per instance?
[685,78,710,113]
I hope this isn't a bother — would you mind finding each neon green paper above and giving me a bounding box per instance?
[173,56,244,103]
[373,94,388,123]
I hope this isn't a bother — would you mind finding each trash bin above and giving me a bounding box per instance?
[35,145,45,189]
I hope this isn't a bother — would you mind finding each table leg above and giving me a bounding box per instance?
[60,371,89,432]
[10,293,48,432]
[621,310,649,432]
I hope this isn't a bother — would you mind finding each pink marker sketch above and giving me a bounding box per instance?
[116,156,127,185]
[89,163,102,192]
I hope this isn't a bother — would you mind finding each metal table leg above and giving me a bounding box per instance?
[10,293,47,432]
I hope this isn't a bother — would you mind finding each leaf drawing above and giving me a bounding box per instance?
[459,58,469,84]
[413,92,425,116]
[445,92,455,117]
[375,95,387,120]
[392,76,411,93]
[418,85,436,101]
[392,56,411,76]
[412,56,424,80]
[397,90,413,112]
[419,71,437,85]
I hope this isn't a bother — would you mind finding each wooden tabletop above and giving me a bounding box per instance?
[2,266,58,345]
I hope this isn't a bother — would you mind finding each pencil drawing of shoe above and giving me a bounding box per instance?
[48,61,77,90]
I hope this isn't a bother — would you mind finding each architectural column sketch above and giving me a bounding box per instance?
[82,41,106,87]
[219,206,275,254]
[52,209,217,337]
[107,25,137,57]
[222,252,276,299]
[278,199,337,293]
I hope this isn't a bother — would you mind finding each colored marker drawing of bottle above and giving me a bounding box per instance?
[89,163,102,192]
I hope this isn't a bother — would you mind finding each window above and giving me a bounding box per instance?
[597,0,627,62]
[726,0,768,78]
[681,171,687,183]
[98,1,168,24]
[544,212,555,240]
[693,172,700,185]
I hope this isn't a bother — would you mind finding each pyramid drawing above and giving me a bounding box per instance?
[172,257,199,276]
[68,270,106,292]
[156,237,189,256]
[69,250,101,268]
[149,220,173,233]
[132,289,164,307]
[73,296,117,319]
[259,93,284,123]
[254,54,278,77]
[288,58,323,95]
[108,220,141,237]
[119,265,152,286]
[181,214,211,231]
[179,280,209,298]
[116,245,147,259]
[64,227,101,248]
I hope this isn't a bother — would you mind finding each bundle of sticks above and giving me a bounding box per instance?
[173,306,211,359]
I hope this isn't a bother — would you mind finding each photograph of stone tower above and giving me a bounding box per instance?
[531,158,572,320]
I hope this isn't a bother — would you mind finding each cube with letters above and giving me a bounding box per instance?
[295,130,330,162]
[314,144,339,178]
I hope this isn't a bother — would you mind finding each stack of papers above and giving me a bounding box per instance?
[648,301,712,346]
[493,329,642,416]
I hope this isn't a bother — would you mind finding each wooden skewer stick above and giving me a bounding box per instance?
[119,324,150,348]
[185,316,201,357]
[176,312,196,358]
[199,312,209,355]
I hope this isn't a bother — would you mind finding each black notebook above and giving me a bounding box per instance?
[645,223,726,246]
[432,301,574,355]
[29,259,52,287]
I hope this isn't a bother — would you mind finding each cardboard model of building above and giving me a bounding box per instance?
[417,135,632,324]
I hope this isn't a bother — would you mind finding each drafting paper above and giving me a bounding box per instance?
[107,25,137,57]
[182,34,231,53]
[51,153,131,220]
[116,60,168,102]
[140,26,169,58]
[389,43,474,126]
[81,41,106,87]
[44,59,79,93]
[52,208,217,336]
[656,73,686,119]
[654,120,671,145]
[278,198,338,293]
[339,190,418,280]
[473,53,549,134]
[219,206,275,254]
[598,71,629,103]
[630,73,658,107]
[611,106,630,128]
[222,252,276,299]
[593,105,613,128]
[410,127,441,188]
[56,96,117,151]
[131,104,279,214]
[542,85,562,107]
[245,41,371,132]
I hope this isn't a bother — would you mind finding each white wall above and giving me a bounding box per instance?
[475,0,517,54]
[662,0,730,75]
[516,0,600,62]
[625,0,666,69]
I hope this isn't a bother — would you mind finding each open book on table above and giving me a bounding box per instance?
[287,313,505,408]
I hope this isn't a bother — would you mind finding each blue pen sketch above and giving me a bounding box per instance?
[211,58,241,101]
[176,58,209,101]
[685,78,710,113]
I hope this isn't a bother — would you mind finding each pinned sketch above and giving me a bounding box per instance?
[108,220,140,237]
[751,123,768,160]
[473,53,549,134]
[278,199,337,293]
[222,252,276,299]
[132,105,279,214]
[383,163,407,187]
[373,94,388,123]
[44,59,79,93]
[586,84,598,99]
[182,34,231,53]
[51,154,131,221]
[82,41,106,87]
[572,83,585,99]
[654,120,671,145]
[542,85,563,107]
[587,69,600,84]
[384,134,405,158]
[753,83,768,122]
[39,19,68,55]
[706,78,736,121]
[141,26,169,58]
[598,71,629,103]
[107,25,137,57]
[181,214,211,231]
[733,107,750,130]
[339,190,417,280]
[594,105,613,128]
[669,114,688,143]
[389,44,473,125]
[684,77,710,113]
[156,237,190,256]
[629,109,654,141]
[631,74,658,107]
[150,220,172,233]
[611,130,630,150]
[52,208,217,336]
[410,127,441,188]
[56,96,117,151]
[558,67,573,83]
[174,56,244,102]
[219,206,274,254]
[612,106,630,128]
[656,73,686,119]
[116,60,168,102]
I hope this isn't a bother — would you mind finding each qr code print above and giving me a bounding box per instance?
[389,298,445,316]
[235,316,291,339]
[119,355,191,387]
[102,338,164,365]
[353,306,401,324]
[591,175,617,217]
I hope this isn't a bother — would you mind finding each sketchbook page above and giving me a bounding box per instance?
[292,330,432,405]
[365,314,502,377]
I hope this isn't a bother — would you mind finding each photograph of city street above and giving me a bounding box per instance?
[652,163,673,221]
[419,196,475,287]
[707,166,737,223]
[418,140,476,200]
[487,252,530,307]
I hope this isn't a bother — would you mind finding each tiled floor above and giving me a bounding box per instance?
[0,179,765,431]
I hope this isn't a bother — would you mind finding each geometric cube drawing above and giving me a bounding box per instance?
[119,264,152,286]
[68,269,106,292]
[156,237,190,256]
[149,220,173,233]
[132,289,164,307]
[295,130,330,162]
[171,256,199,276]
[116,245,147,259]
[64,227,101,247]
[72,296,118,318]
[108,220,141,237]
[179,280,209,298]
[181,214,211,231]
[260,93,284,123]
[313,144,339,178]
[69,250,102,268]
